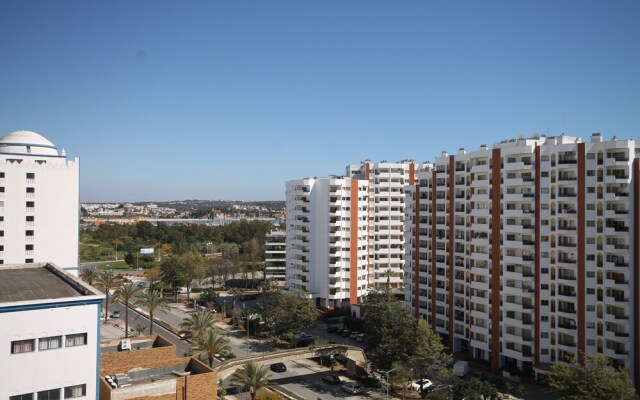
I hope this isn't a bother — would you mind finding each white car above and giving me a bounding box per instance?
[342,383,364,395]
[408,378,433,391]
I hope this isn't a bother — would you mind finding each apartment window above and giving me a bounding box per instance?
[587,153,596,159]
[26,187,35,193]
[26,173,35,180]
[0,172,4,178]
[586,238,595,244]
[586,203,595,210]
[26,230,34,236]
[541,188,549,194]
[587,187,595,193]
[541,349,549,355]
[587,170,595,176]
[541,268,549,274]
[0,187,4,192]
[541,284,549,290]
[587,305,595,312]
[64,385,86,398]
[587,288,595,295]
[26,244,34,251]
[587,339,596,346]
[37,389,60,400]
[11,339,35,354]
[0,245,4,251]
[10,395,33,400]
[541,171,549,177]
[0,201,4,207]
[541,300,549,306]
[541,332,549,338]
[541,155,549,161]
[587,255,595,261]
[25,258,34,264]
[587,322,596,329]
[0,216,3,221]
[26,201,34,208]
[0,231,3,237]
[26,216,34,222]
[587,221,595,227]
[65,333,87,347]
[541,316,549,322]
[39,336,62,351]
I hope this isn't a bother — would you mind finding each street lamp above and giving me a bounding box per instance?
[381,368,395,398]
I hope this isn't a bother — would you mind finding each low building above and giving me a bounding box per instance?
[100,335,217,400]
[0,263,104,399]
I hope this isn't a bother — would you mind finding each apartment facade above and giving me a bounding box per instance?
[264,229,286,285]
[0,130,80,272]
[285,177,370,307]
[347,161,417,289]
[404,133,639,387]
[0,263,104,399]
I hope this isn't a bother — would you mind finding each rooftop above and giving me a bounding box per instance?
[0,263,103,303]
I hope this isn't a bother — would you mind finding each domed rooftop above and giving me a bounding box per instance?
[0,130,59,156]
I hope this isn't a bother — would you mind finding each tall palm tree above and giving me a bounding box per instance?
[189,328,231,367]
[112,282,141,337]
[96,271,120,323]
[231,361,272,400]
[79,267,99,287]
[179,309,216,340]
[136,289,170,335]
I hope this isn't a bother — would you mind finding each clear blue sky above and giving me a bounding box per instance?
[1,1,638,202]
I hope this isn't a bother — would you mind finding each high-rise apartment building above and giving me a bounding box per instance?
[264,229,286,284]
[403,133,639,387]
[347,161,417,289]
[285,177,370,307]
[0,130,79,271]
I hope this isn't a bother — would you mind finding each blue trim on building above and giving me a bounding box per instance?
[0,298,103,313]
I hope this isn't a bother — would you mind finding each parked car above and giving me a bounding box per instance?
[110,310,121,319]
[341,329,351,337]
[355,333,365,342]
[408,378,433,391]
[342,383,364,394]
[454,360,469,377]
[297,333,315,346]
[322,374,342,385]
[270,362,287,372]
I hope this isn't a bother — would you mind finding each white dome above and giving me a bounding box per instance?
[0,130,59,156]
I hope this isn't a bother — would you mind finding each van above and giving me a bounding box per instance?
[454,361,469,377]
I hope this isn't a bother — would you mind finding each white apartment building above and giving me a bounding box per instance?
[0,130,80,272]
[285,177,370,308]
[404,133,640,388]
[264,229,286,284]
[347,161,417,289]
[0,263,104,399]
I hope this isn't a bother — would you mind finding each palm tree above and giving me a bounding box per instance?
[231,361,272,400]
[112,282,141,337]
[136,290,170,335]
[189,329,231,367]
[179,309,216,340]
[79,267,99,287]
[96,271,120,323]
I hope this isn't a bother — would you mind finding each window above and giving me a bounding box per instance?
[0,245,4,251]
[587,254,595,261]
[541,155,549,161]
[11,339,35,354]
[64,385,85,399]
[586,238,595,244]
[587,204,595,210]
[587,288,595,294]
[0,231,3,237]
[10,394,33,400]
[26,173,35,180]
[26,187,35,193]
[587,221,595,227]
[587,271,595,277]
[26,230,34,236]
[587,305,595,312]
[26,244,34,250]
[0,187,4,192]
[541,300,549,306]
[541,332,549,338]
[37,389,60,400]
[587,170,595,176]
[587,153,596,159]
[39,336,62,351]
[26,216,34,222]
[26,201,34,208]
[541,171,549,177]
[25,258,34,264]
[65,333,87,347]
[0,172,4,178]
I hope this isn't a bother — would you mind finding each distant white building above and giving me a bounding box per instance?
[0,263,104,399]
[0,130,80,272]
[264,229,286,284]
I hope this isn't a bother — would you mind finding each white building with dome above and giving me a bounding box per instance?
[0,130,79,272]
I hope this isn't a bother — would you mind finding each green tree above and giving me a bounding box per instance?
[179,309,217,340]
[79,267,99,287]
[96,271,120,323]
[260,290,317,346]
[546,353,638,400]
[159,254,188,298]
[189,328,231,367]
[112,282,141,337]
[451,378,501,400]
[363,289,415,371]
[136,289,170,335]
[231,361,272,400]
[409,318,452,384]
[180,251,205,301]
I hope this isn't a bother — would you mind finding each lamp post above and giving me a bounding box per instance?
[381,368,395,398]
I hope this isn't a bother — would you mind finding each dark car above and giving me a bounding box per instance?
[322,374,342,385]
[270,362,287,373]
[341,329,351,337]
[297,334,315,347]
